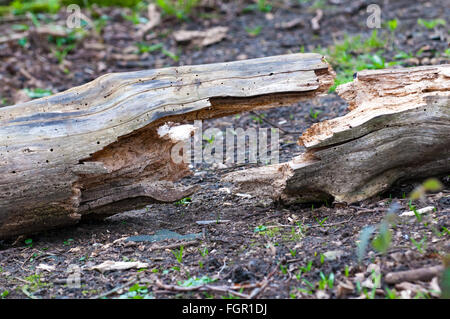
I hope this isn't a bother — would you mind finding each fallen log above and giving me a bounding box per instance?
[224,64,450,204]
[0,53,334,238]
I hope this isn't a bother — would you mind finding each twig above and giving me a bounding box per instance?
[217,260,227,278]
[21,286,40,299]
[155,279,251,299]
[14,276,29,284]
[249,266,278,298]
[264,218,352,229]
[149,240,199,251]
[308,218,353,228]
[92,278,138,299]
[385,265,444,284]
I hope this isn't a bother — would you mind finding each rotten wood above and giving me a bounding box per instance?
[224,64,450,204]
[0,53,334,238]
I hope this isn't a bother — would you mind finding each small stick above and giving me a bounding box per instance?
[149,240,199,251]
[92,278,138,299]
[385,265,444,284]
[155,280,251,299]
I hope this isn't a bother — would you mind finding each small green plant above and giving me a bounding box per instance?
[8,0,61,15]
[135,42,179,61]
[250,113,264,124]
[221,293,240,299]
[309,108,322,120]
[344,265,349,277]
[365,271,381,299]
[318,272,334,290]
[24,273,47,292]
[289,226,303,241]
[289,248,297,257]
[156,0,199,20]
[315,216,329,227]
[385,287,397,299]
[118,283,153,299]
[199,246,209,257]
[245,26,262,37]
[417,18,446,29]
[300,260,313,273]
[162,48,179,62]
[314,30,391,92]
[24,238,33,247]
[243,0,272,13]
[445,48,450,58]
[136,42,164,54]
[123,10,147,24]
[23,88,53,99]
[175,197,191,206]
[410,235,427,254]
[371,221,392,255]
[203,134,215,144]
[386,19,398,32]
[254,225,267,232]
[172,245,184,263]
[1,289,9,299]
[63,238,74,246]
[279,264,288,275]
[178,276,216,287]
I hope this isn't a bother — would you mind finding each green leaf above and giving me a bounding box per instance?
[254,225,267,232]
[24,88,53,99]
[371,222,392,254]
[178,276,215,287]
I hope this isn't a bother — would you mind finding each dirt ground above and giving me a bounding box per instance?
[0,0,449,299]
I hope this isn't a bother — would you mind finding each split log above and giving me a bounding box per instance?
[224,64,450,204]
[0,53,334,238]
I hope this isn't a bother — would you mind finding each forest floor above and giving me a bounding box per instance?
[0,0,449,299]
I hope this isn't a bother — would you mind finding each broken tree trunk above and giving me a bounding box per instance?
[0,53,334,238]
[224,64,450,204]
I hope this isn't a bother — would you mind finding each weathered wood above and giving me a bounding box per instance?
[0,53,334,238]
[224,64,450,204]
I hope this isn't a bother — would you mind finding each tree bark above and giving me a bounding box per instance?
[0,53,334,238]
[224,64,450,205]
